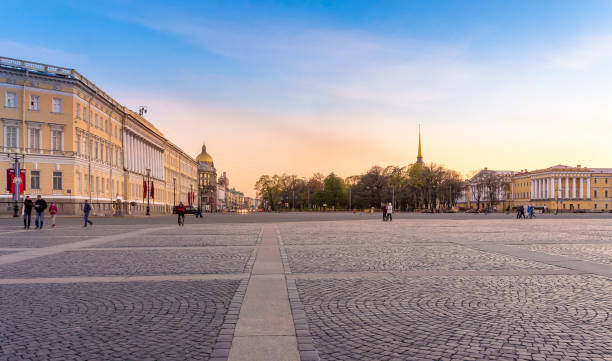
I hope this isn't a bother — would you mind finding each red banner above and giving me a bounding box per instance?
[150,182,154,199]
[143,178,147,200]
[6,169,26,194]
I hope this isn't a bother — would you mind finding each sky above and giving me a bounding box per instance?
[3,0,612,196]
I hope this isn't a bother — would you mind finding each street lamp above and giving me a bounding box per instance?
[146,167,151,216]
[173,177,176,207]
[8,151,24,217]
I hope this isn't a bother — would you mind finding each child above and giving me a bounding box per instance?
[49,202,58,228]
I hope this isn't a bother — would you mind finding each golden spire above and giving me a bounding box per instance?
[416,124,423,164]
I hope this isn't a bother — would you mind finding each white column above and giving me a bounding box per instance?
[586,178,591,199]
[579,178,584,199]
[558,178,562,199]
[539,179,543,199]
[545,178,550,199]
[530,180,534,200]
[572,177,577,199]
[565,177,569,199]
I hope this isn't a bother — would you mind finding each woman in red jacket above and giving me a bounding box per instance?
[49,202,58,228]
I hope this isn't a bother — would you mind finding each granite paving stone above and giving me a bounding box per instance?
[0,280,239,360]
[0,248,255,278]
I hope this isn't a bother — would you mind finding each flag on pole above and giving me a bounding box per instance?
[150,182,155,199]
[143,177,147,200]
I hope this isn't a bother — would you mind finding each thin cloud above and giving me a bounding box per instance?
[548,35,612,70]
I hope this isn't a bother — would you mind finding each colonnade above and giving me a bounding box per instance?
[530,175,590,200]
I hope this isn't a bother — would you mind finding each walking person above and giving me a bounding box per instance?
[176,201,186,226]
[83,200,93,227]
[23,195,33,229]
[34,195,47,229]
[387,202,393,222]
[382,204,387,221]
[49,202,58,228]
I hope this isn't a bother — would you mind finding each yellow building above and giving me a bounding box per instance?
[459,165,612,212]
[509,165,612,212]
[1,56,197,215]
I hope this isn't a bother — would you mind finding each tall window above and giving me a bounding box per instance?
[105,119,108,132]
[52,98,63,113]
[29,95,40,111]
[594,178,598,184]
[95,142,99,161]
[76,103,81,118]
[31,170,40,190]
[51,129,63,153]
[606,190,609,198]
[594,190,598,198]
[29,127,41,152]
[95,114,98,128]
[52,172,63,190]
[77,172,82,194]
[101,177,105,194]
[5,92,17,108]
[5,124,18,149]
[76,133,81,156]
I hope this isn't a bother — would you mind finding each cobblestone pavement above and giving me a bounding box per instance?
[0,247,256,278]
[279,218,612,361]
[517,243,612,265]
[0,280,239,360]
[1,216,611,360]
[295,275,612,361]
[285,244,559,273]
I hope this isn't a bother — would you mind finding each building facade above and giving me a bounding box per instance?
[1,56,197,215]
[459,164,612,212]
[196,143,217,212]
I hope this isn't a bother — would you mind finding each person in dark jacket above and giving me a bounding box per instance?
[83,200,93,227]
[23,196,33,229]
[34,195,47,229]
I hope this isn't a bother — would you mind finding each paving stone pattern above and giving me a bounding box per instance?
[285,244,559,273]
[0,248,255,277]
[296,275,612,361]
[518,243,612,265]
[0,280,239,361]
[101,234,260,248]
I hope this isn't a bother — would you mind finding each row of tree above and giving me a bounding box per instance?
[254,163,468,211]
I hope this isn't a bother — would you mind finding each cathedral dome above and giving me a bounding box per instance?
[196,143,213,164]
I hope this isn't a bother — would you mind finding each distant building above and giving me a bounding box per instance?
[458,165,612,212]
[196,143,216,211]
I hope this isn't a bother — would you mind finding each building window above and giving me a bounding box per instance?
[605,178,609,184]
[96,177,99,194]
[29,127,41,152]
[114,125,118,138]
[51,129,63,153]
[594,204,598,209]
[4,124,18,149]
[77,173,82,194]
[577,204,581,209]
[76,103,81,118]
[606,190,609,198]
[29,95,40,111]
[5,92,17,108]
[52,98,63,113]
[95,114,98,128]
[594,190,598,198]
[105,119,108,132]
[76,133,81,156]
[52,172,63,190]
[95,142,99,161]
[31,170,40,190]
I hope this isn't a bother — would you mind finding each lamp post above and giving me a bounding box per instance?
[173,177,176,207]
[8,151,24,217]
[146,167,151,216]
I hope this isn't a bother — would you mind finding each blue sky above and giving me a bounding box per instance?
[3,1,612,195]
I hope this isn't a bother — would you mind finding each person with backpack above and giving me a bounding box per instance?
[83,200,93,227]
[34,195,47,229]
[23,195,33,229]
[176,201,186,226]
[49,202,58,228]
